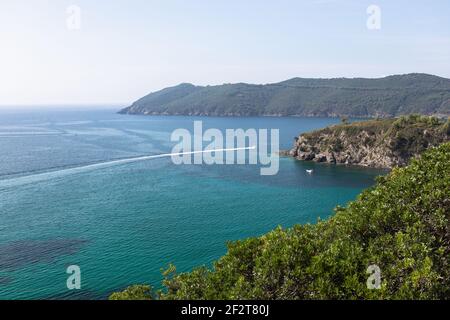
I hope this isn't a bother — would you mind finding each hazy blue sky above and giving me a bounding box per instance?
[0,0,449,105]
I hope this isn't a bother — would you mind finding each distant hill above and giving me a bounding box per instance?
[119,73,450,117]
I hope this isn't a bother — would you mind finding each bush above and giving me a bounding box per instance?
[111,143,450,300]
[109,285,154,300]
[159,143,450,300]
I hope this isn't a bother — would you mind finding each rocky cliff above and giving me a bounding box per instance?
[287,115,450,168]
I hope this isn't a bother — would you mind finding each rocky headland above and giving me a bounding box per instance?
[286,115,450,168]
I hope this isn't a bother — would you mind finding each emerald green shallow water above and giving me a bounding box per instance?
[0,109,384,299]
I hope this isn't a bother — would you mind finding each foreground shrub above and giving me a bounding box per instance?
[111,143,450,300]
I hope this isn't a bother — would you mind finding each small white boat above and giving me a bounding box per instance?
[306,169,313,174]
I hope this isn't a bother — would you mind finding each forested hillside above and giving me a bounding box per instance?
[120,74,450,118]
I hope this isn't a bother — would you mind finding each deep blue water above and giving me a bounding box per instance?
[0,108,385,299]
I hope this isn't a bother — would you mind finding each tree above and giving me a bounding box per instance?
[109,285,154,300]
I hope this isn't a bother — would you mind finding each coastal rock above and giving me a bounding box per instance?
[287,115,450,169]
[313,154,327,162]
[296,151,315,161]
[326,152,336,164]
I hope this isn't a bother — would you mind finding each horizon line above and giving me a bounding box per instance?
[2,72,449,107]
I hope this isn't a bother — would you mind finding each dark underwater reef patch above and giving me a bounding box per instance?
[0,275,13,285]
[42,289,102,300]
[0,239,87,271]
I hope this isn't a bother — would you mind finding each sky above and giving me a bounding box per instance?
[0,0,449,106]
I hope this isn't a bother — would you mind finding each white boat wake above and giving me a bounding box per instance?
[0,146,256,189]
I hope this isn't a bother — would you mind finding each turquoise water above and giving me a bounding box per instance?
[0,108,385,299]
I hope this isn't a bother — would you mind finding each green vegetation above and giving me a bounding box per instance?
[293,115,449,168]
[119,74,450,117]
[388,114,449,159]
[109,285,154,300]
[111,143,450,300]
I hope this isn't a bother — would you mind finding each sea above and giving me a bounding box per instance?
[0,107,385,299]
